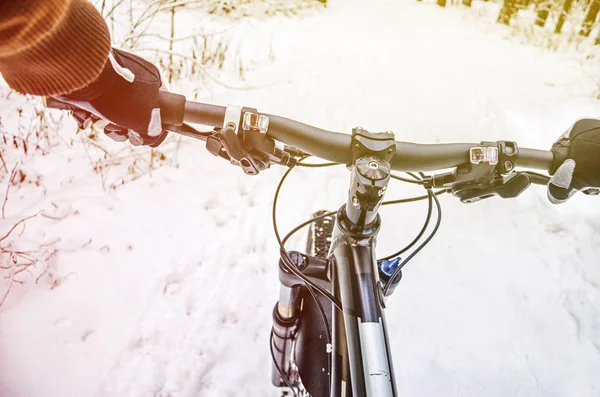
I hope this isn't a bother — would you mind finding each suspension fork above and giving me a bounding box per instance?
[271,251,330,389]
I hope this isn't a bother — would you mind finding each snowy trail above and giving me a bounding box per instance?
[1,0,600,396]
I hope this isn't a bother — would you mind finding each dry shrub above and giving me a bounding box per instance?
[77,125,177,191]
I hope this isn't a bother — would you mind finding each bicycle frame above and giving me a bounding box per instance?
[328,218,397,396]
[272,129,399,397]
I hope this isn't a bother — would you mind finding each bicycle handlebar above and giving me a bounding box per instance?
[44,92,555,173]
[177,97,555,172]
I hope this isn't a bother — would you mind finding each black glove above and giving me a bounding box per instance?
[55,48,168,147]
[548,118,600,204]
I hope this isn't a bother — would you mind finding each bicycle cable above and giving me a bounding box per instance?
[383,187,443,296]
[390,173,425,185]
[272,159,445,393]
[378,172,441,261]
[378,192,433,262]
[272,162,344,313]
[296,161,341,168]
[270,328,298,396]
[381,189,446,206]
[272,158,340,394]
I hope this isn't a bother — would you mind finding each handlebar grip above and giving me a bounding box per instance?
[46,92,187,128]
[518,148,554,172]
[158,91,186,126]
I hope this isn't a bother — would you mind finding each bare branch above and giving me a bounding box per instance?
[0,152,8,174]
[103,0,127,18]
[0,210,43,242]
[2,163,18,219]
[0,280,13,309]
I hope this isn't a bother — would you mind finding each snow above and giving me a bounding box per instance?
[1,0,600,396]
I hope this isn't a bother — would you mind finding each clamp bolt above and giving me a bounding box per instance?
[368,161,379,170]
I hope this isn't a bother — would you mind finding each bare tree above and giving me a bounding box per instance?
[535,1,550,27]
[555,0,573,33]
[498,0,518,25]
[580,0,600,36]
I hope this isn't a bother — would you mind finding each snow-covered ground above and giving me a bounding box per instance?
[1,0,600,396]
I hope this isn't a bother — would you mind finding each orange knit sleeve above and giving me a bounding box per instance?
[0,0,111,96]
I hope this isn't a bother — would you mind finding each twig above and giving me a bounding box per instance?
[85,137,113,157]
[103,0,127,18]
[0,152,8,173]
[125,4,162,49]
[79,135,107,191]
[133,48,272,90]
[12,265,34,280]
[171,135,183,166]
[0,280,13,308]
[2,163,18,219]
[169,3,177,84]
[41,211,70,221]
[121,22,239,44]
[10,252,36,263]
[35,264,50,283]
[51,272,79,289]
[35,253,55,284]
[133,0,205,27]
[0,210,43,242]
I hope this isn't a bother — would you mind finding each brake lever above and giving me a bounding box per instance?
[426,140,539,203]
[453,172,531,203]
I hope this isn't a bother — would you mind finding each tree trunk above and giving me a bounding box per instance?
[580,0,600,36]
[535,8,549,27]
[535,0,550,27]
[463,0,473,6]
[554,0,573,33]
[437,0,447,7]
[498,0,518,25]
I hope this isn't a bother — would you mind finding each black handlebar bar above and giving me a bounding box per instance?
[178,97,554,172]
[44,92,555,173]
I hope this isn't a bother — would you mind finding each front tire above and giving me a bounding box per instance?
[306,210,335,258]
[294,210,335,397]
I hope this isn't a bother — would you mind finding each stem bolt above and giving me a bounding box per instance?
[504,161,513,171]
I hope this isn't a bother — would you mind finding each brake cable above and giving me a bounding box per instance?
[272,162,344,313]
[382,188,443,296]
[270,329,298,396]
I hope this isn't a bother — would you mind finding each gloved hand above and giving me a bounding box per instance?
[55,48,168,147]
[548,118,600,204]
